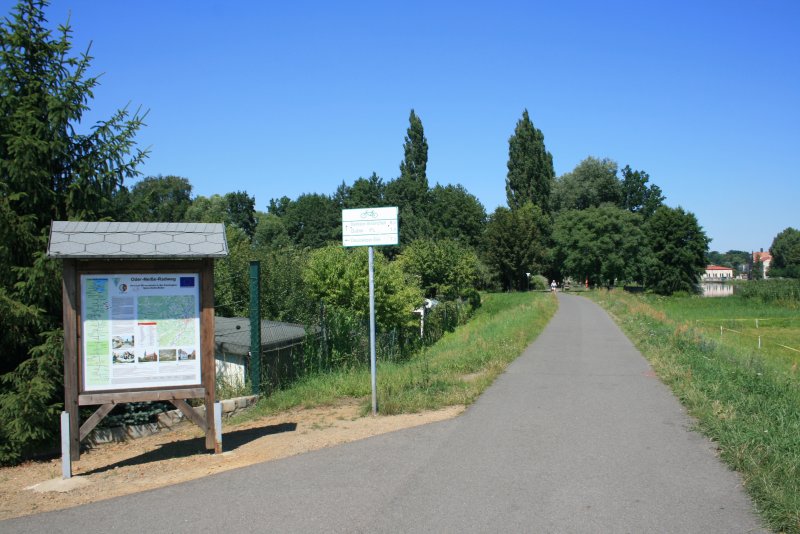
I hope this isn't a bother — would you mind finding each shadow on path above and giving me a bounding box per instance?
[81,422,297,475]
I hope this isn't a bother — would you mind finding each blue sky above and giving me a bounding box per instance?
[4,0,798,252]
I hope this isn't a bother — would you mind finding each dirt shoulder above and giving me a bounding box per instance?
[0,401,463,521]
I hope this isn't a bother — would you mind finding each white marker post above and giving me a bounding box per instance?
[61,411,71,479]
[342,207,399,415]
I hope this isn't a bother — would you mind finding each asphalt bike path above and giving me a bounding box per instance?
[2,293,766,533]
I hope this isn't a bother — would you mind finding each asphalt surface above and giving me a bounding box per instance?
[2,293,766,533]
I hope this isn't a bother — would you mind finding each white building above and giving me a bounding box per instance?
[704,265,733,280]
[752,250,773,279]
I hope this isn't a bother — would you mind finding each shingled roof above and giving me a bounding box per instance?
[215,316,313,355]
[47,221,228,259]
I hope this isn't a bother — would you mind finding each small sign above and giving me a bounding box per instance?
[342,207,398,247]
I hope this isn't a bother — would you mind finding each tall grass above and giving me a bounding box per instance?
[236,292,557,420]
[589,290,800,533]
[736,279,800,307]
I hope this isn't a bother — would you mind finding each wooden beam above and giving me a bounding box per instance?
[79,387,204,406]
[79,403,116,441]
[62,259,81,461]
[171,399,207,432]
[201,259,219,451]
[76,259,204,274]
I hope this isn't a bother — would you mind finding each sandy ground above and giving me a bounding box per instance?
[0,401,463,521]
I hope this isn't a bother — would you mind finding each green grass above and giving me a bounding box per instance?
[233,291,557,421]
[647,293,800,373]
[588,290,800,533]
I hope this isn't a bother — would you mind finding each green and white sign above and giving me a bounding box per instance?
[80,274,201,391]
[342,207,398,247]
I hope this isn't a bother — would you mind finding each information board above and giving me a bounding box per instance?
[342,207,398,247]
[80,273,202,391]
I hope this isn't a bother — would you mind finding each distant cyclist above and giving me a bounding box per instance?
[550,280,557,292]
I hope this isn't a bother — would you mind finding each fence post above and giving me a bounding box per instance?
[249,261,261,395]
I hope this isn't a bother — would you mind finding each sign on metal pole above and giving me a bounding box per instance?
[342,207,398,247]
[342,207,398,415]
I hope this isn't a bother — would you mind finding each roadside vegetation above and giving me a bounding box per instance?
[588,288,800,533]
[235,292,557,420]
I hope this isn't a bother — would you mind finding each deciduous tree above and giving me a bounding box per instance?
[303,245,422,331]
[128,175,192,222]
[553,206,646,287]
[283,193,341,249]
[483,202,551,291]
[644,206,709,294]
[769,227,800,278]
[553,157,621,212]
[398,238,480,300]
[428,184,486,248]
[619,165,664,217]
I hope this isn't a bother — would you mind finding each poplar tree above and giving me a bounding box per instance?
[505,110,555,212]
[386,109,431,244]
[398,109,429,199]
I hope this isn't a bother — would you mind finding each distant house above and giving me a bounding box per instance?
[752,250,773,279]
[704,265,733,281]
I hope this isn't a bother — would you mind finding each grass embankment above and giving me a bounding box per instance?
[237,291,557,420]
[588,290,800,533]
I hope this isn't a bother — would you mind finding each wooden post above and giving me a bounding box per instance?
[62,259,81,461]
[201,259,218,452]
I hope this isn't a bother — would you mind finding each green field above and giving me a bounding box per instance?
[649,294,800,373]
[590,290,800,533]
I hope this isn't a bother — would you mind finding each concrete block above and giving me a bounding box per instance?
[222,399,236,413]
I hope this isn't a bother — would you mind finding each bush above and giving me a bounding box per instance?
[0,330,63,465]
[530,274,549,290]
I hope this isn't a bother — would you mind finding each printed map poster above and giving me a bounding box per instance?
[80,274,202,391]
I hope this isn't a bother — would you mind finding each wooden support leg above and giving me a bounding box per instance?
[79,403,116,442]
[171,399,207,432]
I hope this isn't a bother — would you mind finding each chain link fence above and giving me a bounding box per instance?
[214,299,474,396]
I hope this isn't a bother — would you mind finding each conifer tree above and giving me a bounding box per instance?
[505,110,555,212]
[0,0,147,463]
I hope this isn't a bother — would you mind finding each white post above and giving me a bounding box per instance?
[213,402,222,452]
[758,336,762,349]
[61,411,72,479]
[369,246,377,415]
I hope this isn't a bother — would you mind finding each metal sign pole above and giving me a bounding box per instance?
[342,207,397,416]
[369,246,377,415]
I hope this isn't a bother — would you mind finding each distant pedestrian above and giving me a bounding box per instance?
[550,280,557,292]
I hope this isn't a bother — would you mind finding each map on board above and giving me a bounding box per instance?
[138,296,197,346]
